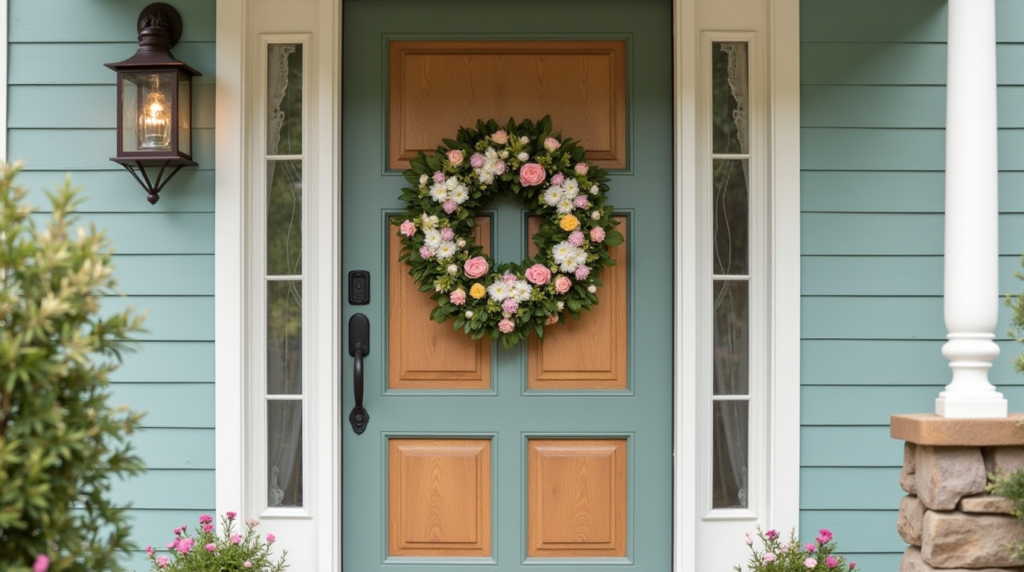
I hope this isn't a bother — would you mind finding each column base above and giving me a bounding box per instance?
[936,393,1007,419]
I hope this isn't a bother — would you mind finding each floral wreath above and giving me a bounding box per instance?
[394,116,624,348]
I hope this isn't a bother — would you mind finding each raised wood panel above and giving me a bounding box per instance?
[528,217,627,390]
[388,218,491,390]
[388,40,626,171]
[388,439,491,557]
[527,439,627,558]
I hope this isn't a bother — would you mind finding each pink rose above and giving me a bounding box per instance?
[575,266,590,280]
[447,149,464,166]
[463,256,489,278]
[491,129,509,145]
[550,173,565,186]
[554,275,572,294]
[498,318,515,333]
[470,153,485,168]
[525,263,551,285]
[590,227,606,242]
[547,314,559,325]
[519,163,547,187]
[450,289,466,306]
[568,231,584,247]
[575,162,589,176]
[544,137,561,152]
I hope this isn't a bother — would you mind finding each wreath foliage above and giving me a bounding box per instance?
[394,116,624,348]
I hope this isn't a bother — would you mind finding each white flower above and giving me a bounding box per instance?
[591,210,601,220]
[450,185,469,204]
[590,185,600,195]
[485,147,499,160]
[499,150,510,159]
[588,285,597,293]
[476,170,494,185]
[423,229,442,249]
[511,281,533,302]
[422,213,439,228]
[428,183,448,203]
[517,152,529,162]
[444,176,460,191]
[573,250,588,267]
[542,187,563,206]
[419,173,428,185]
[435,241,458,259]
[563,178,580,198]
[556,301,565,311]
[435,282,443,292]
[556,198,575,214]
[552,241,574,265]
[465,310,474,319]
[456,238,467,248]
[487,281,510,302]
[447,264,458,275]
[520,135,530,144]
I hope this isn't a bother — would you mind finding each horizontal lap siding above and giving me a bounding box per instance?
[7,1,217,568]
[800,1,1024,569]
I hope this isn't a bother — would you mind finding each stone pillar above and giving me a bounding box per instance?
[936,0,1006,418]
[892,414,1024,571]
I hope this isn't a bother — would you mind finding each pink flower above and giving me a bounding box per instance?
[519,163,547,187]
[400,220,416,237]
[550,173,565,186]
[156,556,169,569]
[199,514,213,525]
[502,272,517,285]
[804,557,818,568]
[443,200,457,214]
[447,149,464,166]
[267,533,276,544]
[177,537,194,554]
[817,529,833,544]
[574,162,589,176]
[554,275,572,294]
[805,543,816,552]
[463,256,489,279]
[826,556,839,568]
[573,195,590,209]
[744,533,753,546]
[547,314,559,324]
[202,524,213,533]
[498,318,515,333]
[166,541,177,550]
[502,299,519,314]
[205,543,216,552]
[764,553,776,563]
[440,228,455,241]
[146,546,155,557]
[543,137,561,152]
[590,227,606,242]
[449,289,466,306]
[766,529,779,540]
[568,231,585,247]
[494,160,507,174]
[246,518,259,527]
[849,562,856,570]
[243,561,252,569]
[432,171,445,184]
[32,555,49,572]
[525,263,551,285]
[231,533,243,545]
[470,153,485,168]
[226,511,237,520]
[418,246,434,260]
[491,130,509,145]
[173,526,185,536]
[575,266,590,280]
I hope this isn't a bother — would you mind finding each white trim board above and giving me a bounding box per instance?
[215,0,801,569]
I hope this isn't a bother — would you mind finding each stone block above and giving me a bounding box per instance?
[960,494,1016,516]
[901,442,918,494]
[898,495,925,545]
[916,445,987,510]
[922,510,1024,569]
[985,446,1024,476]
[901,546,1024,572]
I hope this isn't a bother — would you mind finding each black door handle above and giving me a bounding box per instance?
[348,313,370,434]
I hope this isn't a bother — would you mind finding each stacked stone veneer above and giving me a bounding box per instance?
[893,414,1024,572]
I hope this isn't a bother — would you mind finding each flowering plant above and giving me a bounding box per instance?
[146,512,288,571]
[734,527,857,572]
[394,116,623,348]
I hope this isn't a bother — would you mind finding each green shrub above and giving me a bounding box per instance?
[0,163,146,571]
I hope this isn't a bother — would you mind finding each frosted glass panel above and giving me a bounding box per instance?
[268,400,303,507]
[713,400,748,508]
[712,159,749,276]
[267,280,302,395]
[266,160,303,275]
[712,42,749,155]
[713,280,749,395]
[267,44,303,155]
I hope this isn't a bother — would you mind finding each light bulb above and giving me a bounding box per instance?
[138,77,171,150]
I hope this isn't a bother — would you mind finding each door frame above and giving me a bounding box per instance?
[214,0,801,569]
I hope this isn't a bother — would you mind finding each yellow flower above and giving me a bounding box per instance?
[470,283,486,299]
[559,214,580,232]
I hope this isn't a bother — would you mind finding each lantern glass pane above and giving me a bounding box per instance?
[123,71,175,153]
[178,73,192,157]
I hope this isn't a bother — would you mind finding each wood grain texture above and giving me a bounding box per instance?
[388,40,626,170]
[528,217,627,390]
[388,439,491,557]
[527,439,627,558]
[388,218,491,390]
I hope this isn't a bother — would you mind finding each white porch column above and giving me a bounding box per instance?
[936,0,1007,418]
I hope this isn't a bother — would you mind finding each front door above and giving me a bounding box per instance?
[341,1,673,569]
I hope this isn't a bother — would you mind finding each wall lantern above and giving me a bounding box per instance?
[105,3,200,204]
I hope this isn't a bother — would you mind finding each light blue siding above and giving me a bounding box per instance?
[800,1,1024,569]
[6,1,217,568]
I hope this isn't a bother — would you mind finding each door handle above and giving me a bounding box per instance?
[348,313,370,435]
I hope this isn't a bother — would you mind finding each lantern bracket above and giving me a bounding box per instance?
[138,3,183,49]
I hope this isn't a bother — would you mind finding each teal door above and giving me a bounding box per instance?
[341,1,673,570]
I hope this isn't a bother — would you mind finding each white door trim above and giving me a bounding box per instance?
[215,1,801,569]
